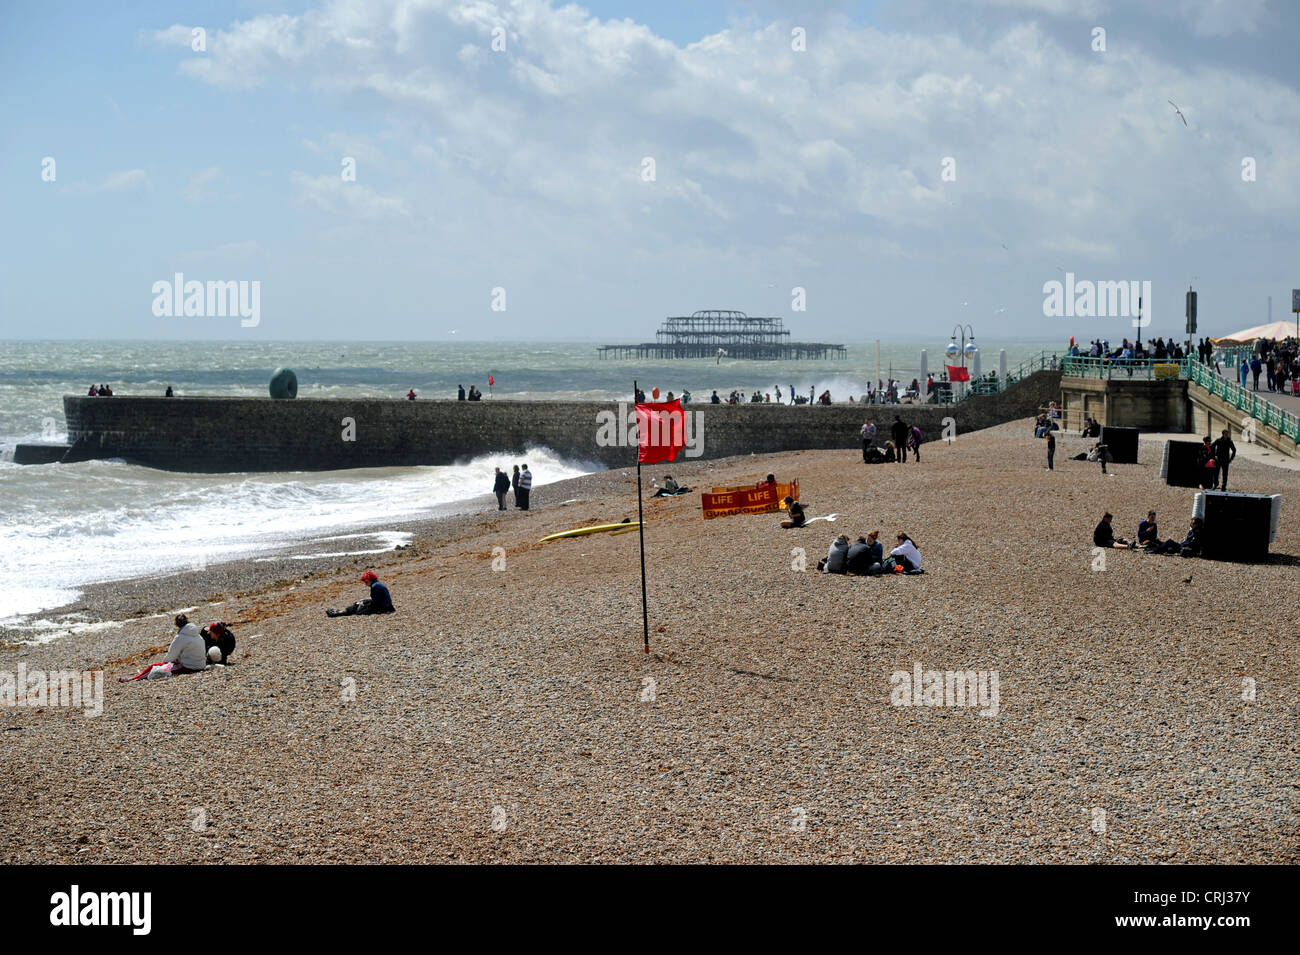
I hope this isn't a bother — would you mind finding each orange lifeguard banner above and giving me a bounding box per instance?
[701,481,799,520]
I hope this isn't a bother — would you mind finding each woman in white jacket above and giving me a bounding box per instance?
[120,614,209,681]
[889,533,922,573]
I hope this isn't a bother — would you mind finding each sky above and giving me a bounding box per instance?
[1,0,1297,343]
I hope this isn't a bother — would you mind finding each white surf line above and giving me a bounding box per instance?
[4,604,206,646]
[253,530,414,562]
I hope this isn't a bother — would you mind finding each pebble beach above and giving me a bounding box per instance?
[2,418,1297,864]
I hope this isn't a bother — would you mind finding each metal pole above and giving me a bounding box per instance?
[634,380,650,655]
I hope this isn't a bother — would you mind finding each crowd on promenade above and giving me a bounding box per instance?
[1232,336,1300,395]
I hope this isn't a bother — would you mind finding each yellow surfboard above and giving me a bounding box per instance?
[538,522,640,543]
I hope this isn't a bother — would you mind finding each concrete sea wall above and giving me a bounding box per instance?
[53,371,1061,472]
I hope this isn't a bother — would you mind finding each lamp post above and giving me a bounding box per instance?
[946,324,978,398]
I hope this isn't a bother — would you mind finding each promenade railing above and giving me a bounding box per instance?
[1060,355,1189,380]
[1060,353,1300,444]
[1182,357,1300,444]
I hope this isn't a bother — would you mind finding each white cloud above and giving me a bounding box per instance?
[142,0,1299,327]
[183,166,222,201]
[289,171,410,219]
[101,169,152,193]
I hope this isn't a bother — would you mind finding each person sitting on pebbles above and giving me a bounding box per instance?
[1093,512,1135,550]
[326,571,396,618]
[886,533,923,573]
[200,621,237,664]
[818,535,851,573]
[119,613,209,681]
[652,475,692,497]
[780,495,807,529]
[847,530,885,575]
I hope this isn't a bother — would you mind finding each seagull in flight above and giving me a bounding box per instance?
[1168,100,1188,126]
[959,300,969,307]
[449,329,458,334]
[993,306,1006,314]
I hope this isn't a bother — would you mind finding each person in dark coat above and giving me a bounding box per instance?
[890,416,908,463]
[493,466,511,510]
[1212,429,1237,490]
[200,621,237,664]
[511,465,521,507]
[326,571,395,617]
[1093,512,1134,550]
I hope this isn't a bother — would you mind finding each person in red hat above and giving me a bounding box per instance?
[326,571,395,617]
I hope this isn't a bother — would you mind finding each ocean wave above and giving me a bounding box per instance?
[0,445,599,621]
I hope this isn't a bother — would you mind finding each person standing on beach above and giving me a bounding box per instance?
[891,415,908,462]
[493,467,510,510]
[1045,430,1056,471]
[860,420,876,462]
[1212,429,1237,490]
[517,464,533,510]
[909,424,923,462]
[511,465,521,506]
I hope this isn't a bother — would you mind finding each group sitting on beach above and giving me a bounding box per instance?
[1094,511,1203,558]
[653,475,693,497]
[325,571,396,618]
[818,531,923,575]
[119,614,210,682]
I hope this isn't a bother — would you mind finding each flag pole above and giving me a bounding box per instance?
[634,380,650,654]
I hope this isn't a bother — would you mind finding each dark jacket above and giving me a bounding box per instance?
[201,623,236,664]
[369,581,394,613]
[1211,436,1236,464]
[891,420,908,443]
[1093,520,1114,548]
[493,471,511,494]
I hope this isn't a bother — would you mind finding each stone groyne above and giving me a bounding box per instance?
[33,371,1060,472]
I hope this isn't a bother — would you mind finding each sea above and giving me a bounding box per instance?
[0,339,1059,626]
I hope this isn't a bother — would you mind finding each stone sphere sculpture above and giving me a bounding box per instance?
[269,367,298,399]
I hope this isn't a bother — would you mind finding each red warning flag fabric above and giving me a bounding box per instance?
[635,399,686,464]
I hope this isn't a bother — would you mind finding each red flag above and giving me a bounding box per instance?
[945,364,971,382]
[635,398,686,464]
[488,375,494,386]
